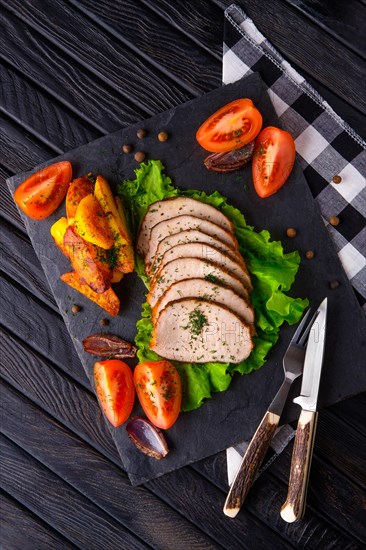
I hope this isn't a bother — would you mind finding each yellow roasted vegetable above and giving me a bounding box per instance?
[50,217,70,258]
[94,175,130,245]
[60,272,120,316]
[66,176,94,220]
[73,193,114,249]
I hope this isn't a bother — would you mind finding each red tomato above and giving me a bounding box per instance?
[14,161,72,220]
[94,360,135,427]
[196,98,262,153]
[134,361,182,429]
[252,127,296,198]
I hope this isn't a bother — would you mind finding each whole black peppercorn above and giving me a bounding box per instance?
[137,128,147,139]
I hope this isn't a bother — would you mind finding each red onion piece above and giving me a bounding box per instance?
[126,416,169,459]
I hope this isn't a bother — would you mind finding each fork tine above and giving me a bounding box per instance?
[298,308,320,347]
[289,308,311,346]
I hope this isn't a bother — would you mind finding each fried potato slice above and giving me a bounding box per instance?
[74,193,114,249]
[64,225,112,294]
[94,175,130,245]
[50,216,70,258]
[60,272,120,316]
[66,176,94,220]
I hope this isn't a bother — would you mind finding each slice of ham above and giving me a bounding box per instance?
[152,278,255,326]
[151,242,253,291]
[137,196,235,257]
[148,228,246,276]
[144,215,238,271]
[147,257,249,308]
[150,298,253,364]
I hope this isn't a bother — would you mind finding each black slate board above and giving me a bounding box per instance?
[7,73,366,485]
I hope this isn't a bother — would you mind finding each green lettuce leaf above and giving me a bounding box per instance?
[118,160,308,411]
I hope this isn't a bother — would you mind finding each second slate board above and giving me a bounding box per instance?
[7,73,366,485]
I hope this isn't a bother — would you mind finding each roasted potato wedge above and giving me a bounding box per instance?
[111,269,124,283]
[94,175,130,245]
[64,225,112,294]
[60,272,120,316]
[50,217,70,258]
[66,176,94,220]
[112,197,134,273]
[74,193,114,249]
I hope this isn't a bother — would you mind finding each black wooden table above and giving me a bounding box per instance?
[1,1,365,548]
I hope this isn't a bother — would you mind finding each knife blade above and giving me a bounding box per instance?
[280,297,328,523]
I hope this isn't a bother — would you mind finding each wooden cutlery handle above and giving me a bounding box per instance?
[280,410,318,523]
[223,410,280,518]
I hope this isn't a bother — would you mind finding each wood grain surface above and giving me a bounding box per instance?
[1,0,365,548]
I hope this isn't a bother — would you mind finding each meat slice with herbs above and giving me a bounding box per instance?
[144,215,238,271]
[149,228,246,276]
[147,257,250,308]
[137,196,236,257]
[152,242,253,291]
[150,298,254,364]
[152,278,255,326]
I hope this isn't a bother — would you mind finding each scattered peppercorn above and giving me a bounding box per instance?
[329,280,340,289]
[305,250,314,260]
[286,227,297,238]
[99,318,110,327]
[71,304,81,314]
[329,216,340,226]
[332,175,342,184]
[137,128,147,139]
[122,144,132,153]
[134,151,146,162]
[158,131,169,142]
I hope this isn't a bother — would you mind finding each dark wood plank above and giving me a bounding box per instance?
[267,440,366,545]
[1,321,291,549]
[216,0,366,114]
[0,328,117,461]
[0,434,149,550]
[1,1,192,116]
[69,0,222,94]
[140,0,223,59]
[0,171,25,232]
[1,381,223,550]
[329,393,366,435]
[0,490,78,550]
[0,277,90,389]
[1,219,57,312]
[0,114,53,173]
[193,454,363,549]
[0,13,146,134]
[1,62,101,152]
[285,0,366,58]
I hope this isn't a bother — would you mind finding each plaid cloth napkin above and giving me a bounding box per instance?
[223,3,366,485]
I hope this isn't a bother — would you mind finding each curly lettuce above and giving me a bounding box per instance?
[118,160,308,411]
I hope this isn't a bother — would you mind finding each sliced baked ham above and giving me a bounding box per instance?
[152,278,255,326]
[150,298,254,364]
[152,242,253,291]
[137,196,235,257]
[147,257,249,308]
[144,215,238,271]
[149,229,246,276]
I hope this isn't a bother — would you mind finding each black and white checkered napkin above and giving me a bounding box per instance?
[223,3,366,485]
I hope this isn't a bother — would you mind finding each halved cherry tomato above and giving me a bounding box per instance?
[196,98,262,153]
[14,161,72,220]
[94,360,135,427]
[134,361,182,429]
[252,127,296,198]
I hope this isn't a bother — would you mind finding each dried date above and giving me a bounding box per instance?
[204,141,255,172]
[82,333,136,358]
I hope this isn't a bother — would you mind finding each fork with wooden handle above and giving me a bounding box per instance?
[223,309,312,518]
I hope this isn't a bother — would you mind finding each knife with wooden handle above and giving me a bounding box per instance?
[281,298,328,523]
[280,409,318,522]
[223,410,280,517]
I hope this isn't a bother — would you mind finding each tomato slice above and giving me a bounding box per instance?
[134,361,182,429]
[196,98,262,153]
[14,161,72,220]
[252,127,296,198]
[94,360,135,427]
